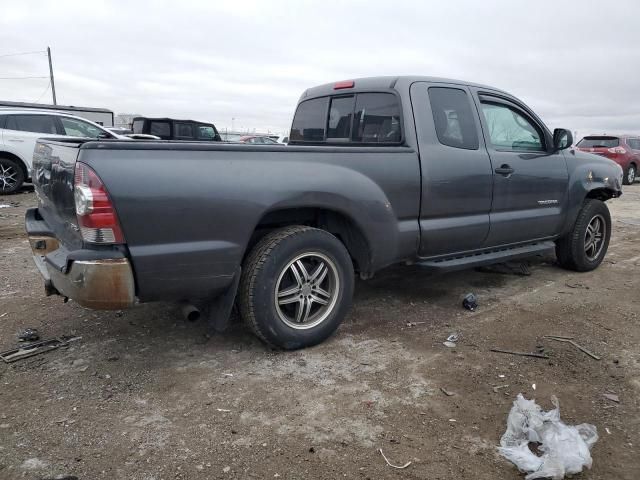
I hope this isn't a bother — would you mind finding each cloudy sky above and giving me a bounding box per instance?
[1,0,639,137]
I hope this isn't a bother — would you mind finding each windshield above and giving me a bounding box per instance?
[577,136,619,148]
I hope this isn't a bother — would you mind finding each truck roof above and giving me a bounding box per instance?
[299,75,508,100]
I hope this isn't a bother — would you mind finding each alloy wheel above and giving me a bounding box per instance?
[584,214,606,262]
[274,252,340,329]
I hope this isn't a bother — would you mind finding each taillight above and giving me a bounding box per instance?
[74,162,125,244]
[608,146,626,154]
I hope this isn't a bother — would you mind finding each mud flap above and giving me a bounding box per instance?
[206,267,241,333]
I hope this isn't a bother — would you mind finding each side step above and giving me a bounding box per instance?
[415,241,555,273]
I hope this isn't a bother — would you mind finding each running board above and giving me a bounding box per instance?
[415,241,555,273]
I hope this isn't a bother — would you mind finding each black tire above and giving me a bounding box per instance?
[238,225,354,350]
[555,199,611,272]
[0,157,25,194]
[623,164,636,185]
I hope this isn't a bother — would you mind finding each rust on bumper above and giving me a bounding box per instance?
[29,239,135,310]
[28,235,60,256]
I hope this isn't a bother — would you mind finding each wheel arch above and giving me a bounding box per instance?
[0,151,29,179]
[247,207,372,275]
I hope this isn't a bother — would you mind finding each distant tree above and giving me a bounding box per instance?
[115,113,141,128]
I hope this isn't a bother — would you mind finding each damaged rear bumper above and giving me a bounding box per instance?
[26,208,135,310]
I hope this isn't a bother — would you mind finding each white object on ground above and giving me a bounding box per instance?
[498,394,598,480]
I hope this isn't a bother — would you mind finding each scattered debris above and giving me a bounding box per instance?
[602,393,619,403]
[490,348,549,359]
[462,293,478,311]
[565,282,589,289]
[0,338,68,363]
[440,387,455,396]
[406,321,426,327]
[0,312,7,318]
[443,341,457,348]
[498,374,506,378]
[499,394,598,479]
[493,384,509,393]
[544,336,601,360]
[605,428,611,435]
[532,384,536,390]
[379,448,411,469]
[17,328,40,342]
[446,333,461,343]
[222,373,233,377]
[216,408,231,412]
[0,204,11,209]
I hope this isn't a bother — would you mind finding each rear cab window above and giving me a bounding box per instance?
[290,92,402,145]
[577,137,620,148]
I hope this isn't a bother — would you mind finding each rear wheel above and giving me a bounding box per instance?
[238,225,354,350]
[555,199,611,272]
[0,158,24,194]
[623,164,636,185]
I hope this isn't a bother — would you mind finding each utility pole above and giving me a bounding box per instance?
[47,46,57,105]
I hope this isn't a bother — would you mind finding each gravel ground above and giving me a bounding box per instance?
[0,186,639,480]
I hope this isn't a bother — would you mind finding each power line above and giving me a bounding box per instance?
[0,76,49,80]
[33,81,51,103]
[0,50,46,59]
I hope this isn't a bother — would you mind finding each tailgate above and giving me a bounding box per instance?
[31,138,88,250]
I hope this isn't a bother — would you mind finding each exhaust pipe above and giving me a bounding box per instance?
[181,303,201,322]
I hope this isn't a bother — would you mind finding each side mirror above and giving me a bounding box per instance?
[553,128,573,151]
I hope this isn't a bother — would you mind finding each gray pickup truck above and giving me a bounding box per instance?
[26,76,623,349]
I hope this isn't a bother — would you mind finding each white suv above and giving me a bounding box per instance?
[0,110,120,194]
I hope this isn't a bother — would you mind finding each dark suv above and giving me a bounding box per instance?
[576,135,640,185]
[131,117,222,142]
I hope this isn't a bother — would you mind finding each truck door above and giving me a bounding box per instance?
[471,91,569,246]
[410,82,494,257]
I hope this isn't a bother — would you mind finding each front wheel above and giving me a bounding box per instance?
[623,164,636,185]
[555,199,611,272]
[238,226,354,350]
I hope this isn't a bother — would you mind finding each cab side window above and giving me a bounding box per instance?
[480,102,544,152]
[428,87,479,150]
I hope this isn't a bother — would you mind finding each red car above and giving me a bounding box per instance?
[576,135,640,185]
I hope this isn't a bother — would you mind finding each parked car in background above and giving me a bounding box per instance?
[576,135,640,185]
[107,127,133,136]
[27,76,623,350]
[0,110,122,193]
[131,117,221,141]
[0,101,114,127]
[276,134,289,144]
[238,135,282,145]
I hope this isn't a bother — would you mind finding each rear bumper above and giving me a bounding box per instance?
[26,208,136,310]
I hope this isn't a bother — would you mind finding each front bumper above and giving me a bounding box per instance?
[26,209,135,310]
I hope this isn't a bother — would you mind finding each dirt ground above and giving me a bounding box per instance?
[0,186,639,480]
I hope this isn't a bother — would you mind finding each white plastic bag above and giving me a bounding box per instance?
[498,394,598,479]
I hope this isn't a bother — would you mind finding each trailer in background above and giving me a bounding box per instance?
[0,101,114,127]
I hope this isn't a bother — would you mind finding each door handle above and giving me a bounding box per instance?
[495,164,514,176]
